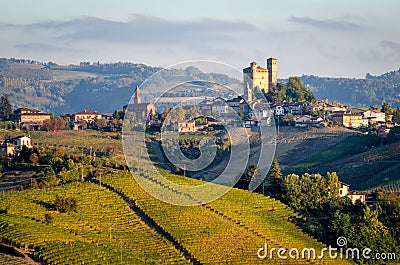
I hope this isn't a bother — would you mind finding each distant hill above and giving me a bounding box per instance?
[2,57,399,113]
[301,69,400,107]
[0,58,240,115]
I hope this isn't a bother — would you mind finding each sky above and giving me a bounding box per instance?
[0,0,399,78]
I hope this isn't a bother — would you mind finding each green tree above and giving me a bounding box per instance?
[236,164,260,190]
[29,153,39,166]
[326,172,340,198]
[0,96,13,120]
[393,107,400,124]
[282,174,302,209]
[283,114,294,126]
[264,158,283,198]
[381,102,392,114]
[54,196,77,213]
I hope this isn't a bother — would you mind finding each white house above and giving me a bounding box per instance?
[363,110,386,123]
[11,136,32,149]
[273,105,285,116]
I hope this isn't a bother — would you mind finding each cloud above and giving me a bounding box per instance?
[380,40,400,54]
[288,16,361,31]
[9,15,255,45]
[14,43,83,53]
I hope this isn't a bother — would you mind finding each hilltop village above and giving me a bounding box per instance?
[0,58,400,265]
[1,58,398,137]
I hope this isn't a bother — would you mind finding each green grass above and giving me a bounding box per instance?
[285,134,400,190]
[287,134,373,170]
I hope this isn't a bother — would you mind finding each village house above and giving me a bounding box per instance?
[329,111,364,128]
[284,102,304,115]
[363,110,386,124]
[13,107,51,131]
[272,104,285,116]
[0,135,32,158]
[325,102,347,113]
[74,110,102,123]
[178,119,196,133]
[102,113,114,120]
[339,182,367,204]
[0,142,16,158]
[226,96,251,117]
[198,100,214,116]
[243,118,260,128]
[294,115,326,128]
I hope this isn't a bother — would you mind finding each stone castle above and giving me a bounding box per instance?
[243,57,277,102]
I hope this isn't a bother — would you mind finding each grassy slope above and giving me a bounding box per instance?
[286,135,400,190]
[0,182,189,264]
[100,171,353,264]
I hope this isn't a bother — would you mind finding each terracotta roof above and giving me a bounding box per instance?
[75,110,102,115]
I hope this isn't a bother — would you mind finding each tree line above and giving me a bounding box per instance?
[237,159,399,264]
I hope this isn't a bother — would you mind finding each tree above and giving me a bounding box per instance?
[326,172,340,198]
[95,118,109,130]
[235,164,260,190]
[0,96,13,120]
[393,107,400,124]
[54,196,77,213]
[43,117,68,131]
[282,174,302,209]
[283,114,294,126]
[381,102,392,114]
[264,158,283,198]
[187,106,200,119]
[29,153,39,166]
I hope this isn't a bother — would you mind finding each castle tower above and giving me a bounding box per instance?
[133,85,141,104]
[266,57,277,86]
[243,61,269,101]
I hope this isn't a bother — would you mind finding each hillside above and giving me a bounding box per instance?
[0,172,353,264]
[0,58,240,114]
[286,134,400,190]
[302,68,400,108]
[3,57,400,114]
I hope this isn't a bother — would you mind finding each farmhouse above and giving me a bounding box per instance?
[13,107,51,130]
[0,135,32,158]
[339,182,367,204]
[178,119,196,133]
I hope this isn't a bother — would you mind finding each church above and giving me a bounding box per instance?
[123,86,156,123]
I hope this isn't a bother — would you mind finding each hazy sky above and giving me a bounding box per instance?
[1,0,399,78]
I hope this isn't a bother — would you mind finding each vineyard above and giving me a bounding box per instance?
[98,171,354,264]
[0,182,189,264]
[0,170,358,264]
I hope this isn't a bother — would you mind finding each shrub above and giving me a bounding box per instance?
[54,196,77,213]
